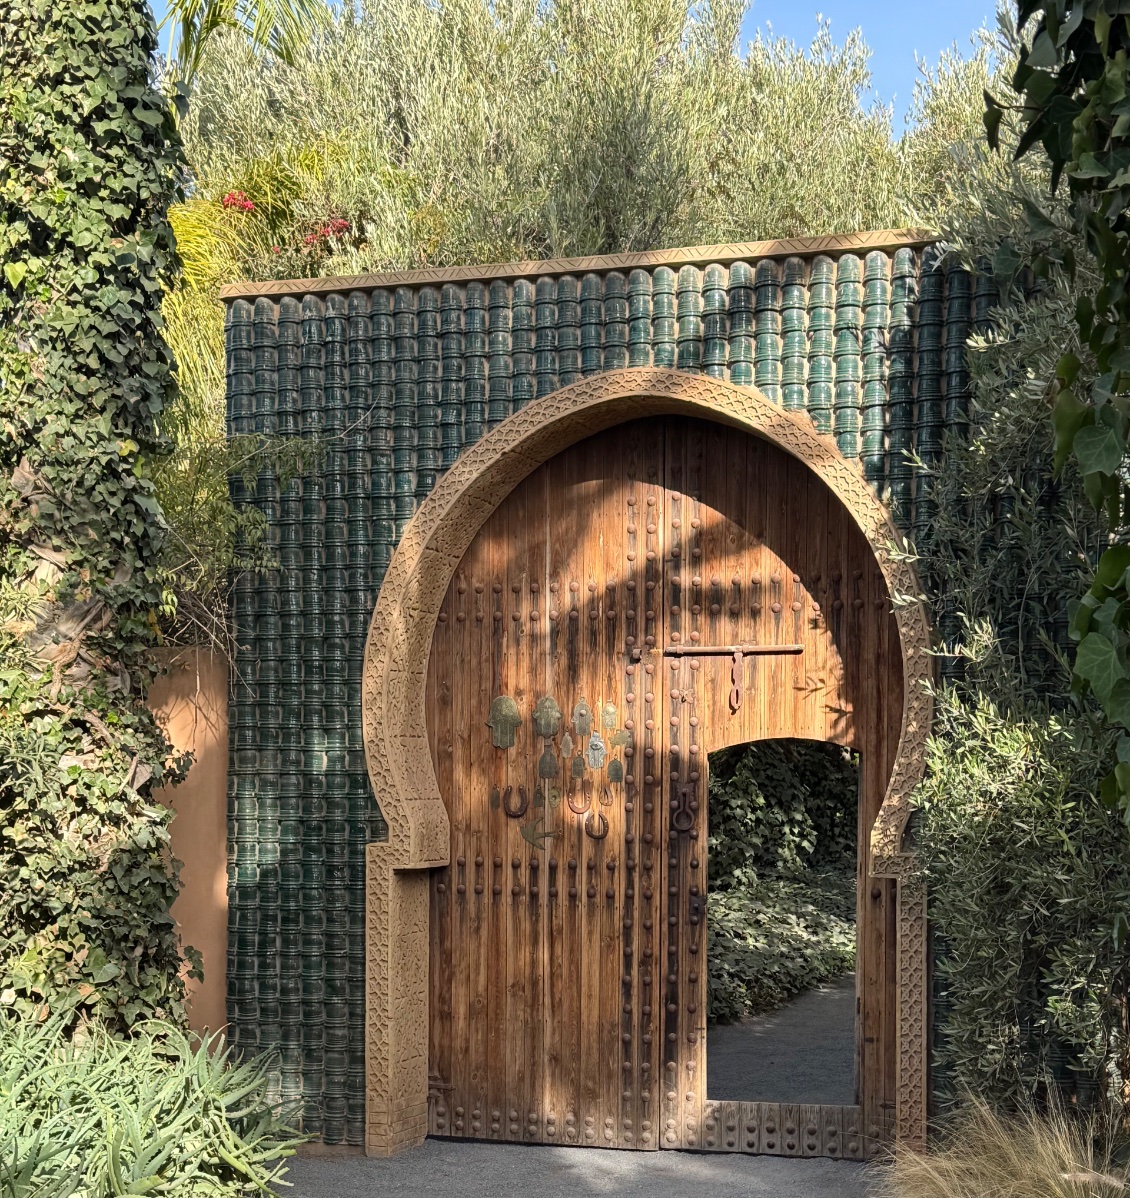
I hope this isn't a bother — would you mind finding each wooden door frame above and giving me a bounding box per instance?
[360,367,933,1157]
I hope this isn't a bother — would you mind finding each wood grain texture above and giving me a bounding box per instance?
[425,414,904,1156]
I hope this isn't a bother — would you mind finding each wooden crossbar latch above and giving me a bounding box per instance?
[658,643,803,713]
[660,643,804,657]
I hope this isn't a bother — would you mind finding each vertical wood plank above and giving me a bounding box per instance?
[485,501,508,1140]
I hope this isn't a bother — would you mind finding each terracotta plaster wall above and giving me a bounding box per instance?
[148,648,229,1033]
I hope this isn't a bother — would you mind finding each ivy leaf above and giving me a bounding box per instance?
[1074,423,1125,475]
[1094,544,1130,590]
[1106,679,1130,729]
[1074,631,1126,703]
[984,90,1005,150]
[1052,386,1092,473]
[4,261,27,289]
[993,239,1023,282]
[1027,30,1059,69]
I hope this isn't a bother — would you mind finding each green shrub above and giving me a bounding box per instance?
[706,740,859,1022]
[708,870,856,1024]
[0,1016,303,1198]
[915,689,1130,1113]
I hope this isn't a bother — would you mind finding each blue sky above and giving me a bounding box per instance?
[148,0,996,129]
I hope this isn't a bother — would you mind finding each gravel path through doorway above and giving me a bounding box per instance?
[287,1140,874,1198]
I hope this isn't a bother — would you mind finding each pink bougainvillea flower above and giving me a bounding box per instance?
[221,190,255,212]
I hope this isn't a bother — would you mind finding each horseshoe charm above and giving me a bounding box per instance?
[584,809,609,840]
[503,785,529,818]
[566,776,591,814]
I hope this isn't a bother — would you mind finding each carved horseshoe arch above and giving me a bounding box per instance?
[360,367,933,1157]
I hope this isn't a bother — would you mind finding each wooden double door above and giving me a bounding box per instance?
[425,416,903,1155]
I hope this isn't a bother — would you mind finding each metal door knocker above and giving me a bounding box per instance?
[730,648,744,713]
[487,696,521,748]
[533,695,563,738]
[671,781,697,833]
[538,743,559,779]
[503,785,529,818]
[585,731,607,770]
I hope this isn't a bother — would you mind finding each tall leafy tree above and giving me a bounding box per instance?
[0,0,194,1027]
[988,2,1130,838]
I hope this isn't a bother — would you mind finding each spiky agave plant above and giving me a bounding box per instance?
[0,1016,304,1198]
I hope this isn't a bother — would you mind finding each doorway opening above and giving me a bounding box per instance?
[706,739,861,1108]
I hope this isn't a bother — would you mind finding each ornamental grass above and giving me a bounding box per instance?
[871,1096,1129,1198]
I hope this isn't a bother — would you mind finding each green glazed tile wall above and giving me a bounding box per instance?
[223,245,990,1144]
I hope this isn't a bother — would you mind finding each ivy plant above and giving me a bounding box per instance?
[989,2,1130,846]
[0,1,194,1029]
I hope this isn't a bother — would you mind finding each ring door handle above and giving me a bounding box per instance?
[671,782,696,834]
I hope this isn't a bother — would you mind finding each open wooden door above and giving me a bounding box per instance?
[424,415,902,1155]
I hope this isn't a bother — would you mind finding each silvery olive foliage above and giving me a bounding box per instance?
[984,1,1130,831]
[157,0,1000,632]
[910,15,1127,1112]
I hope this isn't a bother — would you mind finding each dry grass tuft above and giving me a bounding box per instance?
[870,1096,1128,1198]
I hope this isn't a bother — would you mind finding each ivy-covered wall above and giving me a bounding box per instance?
[0,1,188,1029]
[223,237,990,1144]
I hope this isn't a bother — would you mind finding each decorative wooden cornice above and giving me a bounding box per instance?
[218,227,938,303]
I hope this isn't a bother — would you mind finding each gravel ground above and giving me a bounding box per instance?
[708,973,857,1104]
[291,974,871,1197]
[287,1139,875,1198]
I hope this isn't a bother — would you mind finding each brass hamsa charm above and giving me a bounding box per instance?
[572,698,593,738]
[538,743,559,779]
[585,731,607,770]
[486,696,521,749]
[601,701,617,729]
[532,695,563,738]
[607,758,624,784]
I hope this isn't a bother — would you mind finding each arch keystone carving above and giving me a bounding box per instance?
[362,367,933,1156]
